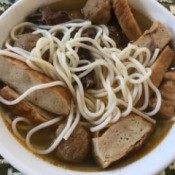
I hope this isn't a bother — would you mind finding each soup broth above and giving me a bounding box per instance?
[0,105,173,171]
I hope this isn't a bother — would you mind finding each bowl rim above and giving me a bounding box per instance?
[0,0,175,175]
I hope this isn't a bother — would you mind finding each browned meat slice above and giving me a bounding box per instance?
[28,7,71,25]
[135,21,172,53]
[82,0,111,24]
[0,86,54,124]
[55,123,90,163]
[150,72,175,119]
[0,56,71,115]
[112,0,142,41]
[42,10,70,25]
[150,46,175,88]
[69,10,84,19]
[14,34,40,52]
[92,114,154,168]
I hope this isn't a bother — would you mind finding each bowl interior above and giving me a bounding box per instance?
[0,0,175,175]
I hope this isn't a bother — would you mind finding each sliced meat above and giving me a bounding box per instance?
[0,86,53,124]
[92,114,154,168]
[69,10,84,19]
[150,72,175,119]
[112,0,142,41]
[0,56,71,115]
[43,10,70,25]
[82,0,111,24]
[55,123,91,163]
[28,7,71,25]
[135,21,172,53]
[150,46,175,88]
[14,34,40,52]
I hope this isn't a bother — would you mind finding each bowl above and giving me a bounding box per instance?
[0,0,175,175]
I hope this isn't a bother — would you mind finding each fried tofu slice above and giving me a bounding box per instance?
[112,0,142,41]
[92,114,154,168]
[0,56,71,115]
[150,46,175,88]
[135,21,172,53]
[0,86,54,124]
[150,72,175,119]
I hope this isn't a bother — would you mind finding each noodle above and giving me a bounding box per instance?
[26,109,73,154]
[12,117,31,141]
[0,20,161,155]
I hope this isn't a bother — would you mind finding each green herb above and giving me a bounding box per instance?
[165,168,175,175]
[0,2,12,15]
[158,0,175,8]
[158,0,175,15]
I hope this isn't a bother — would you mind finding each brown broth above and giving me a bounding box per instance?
[49,0,87,11]
[132,9,152,32]
[0,105,173,172]
[0,0,174,172]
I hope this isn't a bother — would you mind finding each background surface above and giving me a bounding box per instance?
[0,0,175,174]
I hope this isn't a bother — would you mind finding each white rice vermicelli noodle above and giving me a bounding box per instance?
[0,20,161,154]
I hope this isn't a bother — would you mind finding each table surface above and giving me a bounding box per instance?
[0,0,175,174]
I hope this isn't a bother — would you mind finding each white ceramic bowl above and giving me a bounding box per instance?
[0,0,175,175]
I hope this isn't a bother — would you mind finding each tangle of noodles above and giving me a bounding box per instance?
[0,20,162,155]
